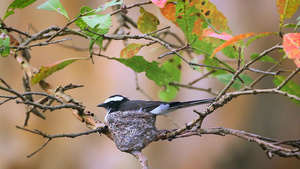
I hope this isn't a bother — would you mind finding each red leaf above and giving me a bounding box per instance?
[283,33,300,67]
[294,58,300,67]
[151,0,167,8]
[201,28,233,41]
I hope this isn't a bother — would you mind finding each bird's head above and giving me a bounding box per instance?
[97,95,129,112]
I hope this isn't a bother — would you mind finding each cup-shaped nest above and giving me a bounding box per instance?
[106,111,159,153]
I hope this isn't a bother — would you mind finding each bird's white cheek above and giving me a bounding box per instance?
[104,109,111,123]
[104,112,109,123]
[150,104,170,115]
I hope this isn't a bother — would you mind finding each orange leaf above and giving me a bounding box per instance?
[120,43,145,59]
[211,32,272,57]
[151,0,167,8]
[276,0,300,24]
[192,18,205,36]
[283,33,300,67]
[160,2,177,25]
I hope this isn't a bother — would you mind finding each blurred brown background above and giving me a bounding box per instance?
[0,0,299,169]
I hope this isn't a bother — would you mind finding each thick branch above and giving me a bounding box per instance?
[157,127,300,159]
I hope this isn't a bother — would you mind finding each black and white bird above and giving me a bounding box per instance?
[97,95,215,122]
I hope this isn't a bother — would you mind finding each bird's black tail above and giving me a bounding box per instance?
[168,98,215,110]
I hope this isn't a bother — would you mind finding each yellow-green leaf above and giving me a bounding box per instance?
[31,57,89,85]
[277,0,300,26]
[120,43,145,59]
[137,7,159,34]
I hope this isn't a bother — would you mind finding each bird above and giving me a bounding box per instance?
[97,95,215,122]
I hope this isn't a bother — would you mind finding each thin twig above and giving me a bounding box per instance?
[0,77,11,88]
[11,37,72,50]
[16,126,107,157]
[248,67,281,75]
[16,100,84,112]
[276,67,300,90]
[110,1,152,16]
[188,70,216,85]
[16,126,105,139]
[46,14,83,42]
[86,28,192,66]
[249,64,279,88]
[170,82,218,96]
[27,138,51,158]
[134,72,152,100]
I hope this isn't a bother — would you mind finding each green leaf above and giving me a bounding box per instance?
[120,43,145,59]
[3,0,37,20]
[246,33,275,47]
[75,6,109,50]
[137,7,159,34]
[273,75,300,104]
[216,73,253,90]
[250,53,279,64]
[192,38,214,55]
[162,56,181,82]
[95,0,123,12]
[213,57,236,72]
[175,1,197,42]
[203,56,227,75]
[159,86,178,102]
[37,0,69,20]
[113,56,173,88]
[31,57,89,85]
[0,33,10,57]
[81,14,111,29]
[221,45,239,59]
[158,56,181,101]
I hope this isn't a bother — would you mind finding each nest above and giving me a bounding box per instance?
[106,111,159,153]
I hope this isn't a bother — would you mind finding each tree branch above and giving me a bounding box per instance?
[157,127,300,159]
[16,125,108,157]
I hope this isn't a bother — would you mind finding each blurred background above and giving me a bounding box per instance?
[0,0,299,169]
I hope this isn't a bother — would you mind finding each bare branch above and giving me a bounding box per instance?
[188,70,216,85]
[27,138,52,158]
[158,127,300,159]
[16,126,108,157]
[170,82,218,96]
[46,14,83,42]
[11,37,72,50]
[276,67,300,90]
[248,67,282,75]
[110,1,152,16]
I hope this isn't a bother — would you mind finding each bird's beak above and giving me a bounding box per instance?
[97,103,106,107]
